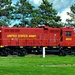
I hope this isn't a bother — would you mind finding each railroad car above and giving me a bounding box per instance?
[0,26,75,56]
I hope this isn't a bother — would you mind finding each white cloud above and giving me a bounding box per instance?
[29,0,74,12]
[48,0,74,12]
[29,0,42,6]
[58,8,71,23]
[34,0,42,5]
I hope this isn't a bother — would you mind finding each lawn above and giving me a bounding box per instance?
[0,55,75,75]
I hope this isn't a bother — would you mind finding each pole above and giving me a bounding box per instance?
[43,47,45,58]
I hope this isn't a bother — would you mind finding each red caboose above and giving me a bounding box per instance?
[60,27,75,46]
[59,27,75,55]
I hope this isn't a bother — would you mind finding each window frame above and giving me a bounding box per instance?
[66,31,72,37]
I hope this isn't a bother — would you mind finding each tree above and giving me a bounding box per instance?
[67,4,75,27]
[30,9,41,27]
[0,0,14,26]
[0,20,8,26]
[31,0,62,27]
[14,0,34,27]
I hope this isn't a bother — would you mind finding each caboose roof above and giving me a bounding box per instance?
[61,27,73,31]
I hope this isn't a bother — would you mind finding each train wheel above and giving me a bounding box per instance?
[12,49,18,55]
[0,50,8,56]
[71,52,75,56]
[18,49,27,56]
[59,50,67,56]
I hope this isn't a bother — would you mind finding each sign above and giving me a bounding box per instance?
[7,34,36,38]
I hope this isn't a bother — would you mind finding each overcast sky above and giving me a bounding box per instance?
[12,0,75,23]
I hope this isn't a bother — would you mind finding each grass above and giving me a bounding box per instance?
[0,56,75,75]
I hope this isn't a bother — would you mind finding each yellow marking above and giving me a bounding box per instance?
[45,46,48,48]
[20,46,23,48]
[66,38,72,41]
[33,46,36,48]
[68,47,71,48]
[7,34,17,38]
[53,46,56,48]
[0,46,4,48]
[18,34,28,38]
[29,35,36,38]
[7,34,36,38]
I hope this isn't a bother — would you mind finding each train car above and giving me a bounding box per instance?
[59,27,75,55]
[0,26,75,56]
[0,26,60,56]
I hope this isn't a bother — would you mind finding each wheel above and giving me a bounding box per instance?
[0,51,8,56]
[71,52,75,56]
[12,49,18,55]
[59,50,67,56]
[18,49,27,56]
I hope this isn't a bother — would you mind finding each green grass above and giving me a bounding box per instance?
[0,56,75,75]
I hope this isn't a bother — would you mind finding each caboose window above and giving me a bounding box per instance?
[66,31,71,36]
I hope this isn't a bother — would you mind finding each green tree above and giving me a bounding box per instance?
[67,4,75,27]
[31,0,62,27]
[30,9,41,27]
[14,0,34,27]
[0,20,8,26]
[0,0,14,26]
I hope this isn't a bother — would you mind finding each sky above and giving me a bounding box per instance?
[12,0,75,23]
